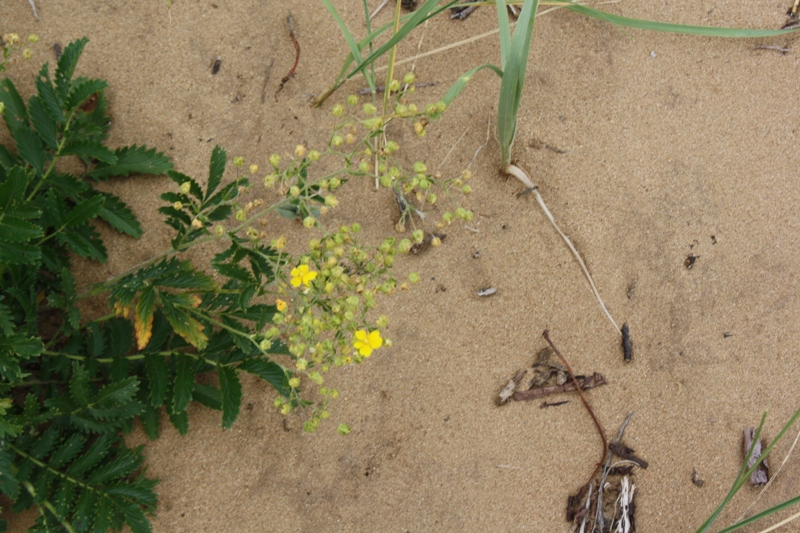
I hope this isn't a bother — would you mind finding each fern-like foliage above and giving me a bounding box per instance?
[1,39,294,532]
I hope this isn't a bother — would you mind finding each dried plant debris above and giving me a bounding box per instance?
[609,442,649,469]
[691,468,705,487]
[568,412,644,533]
[514,373,607,401]
[743,427,770,485]
[496,347,608,403]
[621,323,633,362]
[496,369,526,405]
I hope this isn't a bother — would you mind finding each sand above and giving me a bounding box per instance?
[4,0,800,531]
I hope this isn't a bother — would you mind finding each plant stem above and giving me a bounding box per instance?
[504,163,621,334]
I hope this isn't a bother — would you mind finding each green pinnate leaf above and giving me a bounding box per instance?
[66,77,108,111]
[55,38,89,101]
[95,192,142,237]
[61,140,117,164]
[35,64,65,123]
[48,433,88,469]
[0,448,21,499]
[238,358,290,397]
[88,446,140,484]
[87,145,172,180]
[0,78,29,134]
[218,366,242,428]
[168,409,189,435]
[192,383,222,411]
[69,362,91,408]
[57,223,107,262]
[144,354,168,407]
[206,145,227,199]
[12,127,48,175]
[134,286,156,350]
[0,215,44,242]
[27,95,59,150]
[172,355,195,413]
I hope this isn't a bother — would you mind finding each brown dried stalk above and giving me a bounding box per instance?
[513,373,607,401]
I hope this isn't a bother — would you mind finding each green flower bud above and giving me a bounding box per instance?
[388,79,401,92]
[351,222,361,233]
[358,161,369,173]
[408,272,420,284]
[331,135,343,147]
[363,103,377,116]
[398,239,412,253]
[413,161,427,174]
[235,209,246,221]
[332,104,344,117]
[403,72,415,85]
[462,185,472,194]
[290,185,301,197]
[308,150,321,162]
[303,216,316,228]
[384,141,399,154]
[180,182,192,194]
[233,156,245,168]
[347,95,358,106]
[412,229,424,244]
[288,377,301,388]
[269,153,281,167]
[338,423,351,435]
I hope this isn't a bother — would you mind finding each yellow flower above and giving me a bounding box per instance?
[275,299,288,312]
[353,330,383,357]
[290,264,317,288]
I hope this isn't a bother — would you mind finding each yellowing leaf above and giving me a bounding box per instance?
[134,287,156,350]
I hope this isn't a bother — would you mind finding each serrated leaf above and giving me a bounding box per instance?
[238,358,290,397]
[69,362,91,407]
[56,223,107,262]
[35,64,65,123]
[160,302,207,350]
[55,38,89,101]
[0,448,20,499]
[0,78,29,134]
[12,127,48,175]
[66,77,108,111]
[87,321,106,357]
[88,447,140,484]
[192,382,222,410]
[218,366,242,429]
[0,166,33,208]
[61,140,117,164]
[30,426,60,460]
[145,311,170,352]
[119,499,153,533]
[0,333,44,359]
[87,145,172,180]
[0,215,43,242]
[144,354,168,407]
[172,355,195,413]
[92,376,139,408]
[135,286,156,350]
[48,433,88,469]
[0,299,13,336]
[49,172,89,197]
[153,259,215,290]
[27,95,59,150]
[0,239,41,265]
[167,409,189,435]
[140,403,160,440]
[105,318,133,359]
[204,204,232,222]
[206,145,227,199]
[213,262,254,283]
[96,192,142,238]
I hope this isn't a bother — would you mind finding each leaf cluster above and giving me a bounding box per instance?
[0,40,294,532]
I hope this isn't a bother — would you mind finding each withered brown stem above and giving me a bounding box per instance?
[513,373,607,401]
[542,330,608,481]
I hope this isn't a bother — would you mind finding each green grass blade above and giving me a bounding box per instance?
[715,494,800,533]
[566,3,800,38]
[696,405,800,533]
[496,0,512,69]
[431,63,504,119]
[321,0,364,67]
[497,0,540,165]
[316,0,463,105]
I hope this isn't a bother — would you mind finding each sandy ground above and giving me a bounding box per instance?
[4,0,800,531]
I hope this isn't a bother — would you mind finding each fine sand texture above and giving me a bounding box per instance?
[4,0,800,531]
